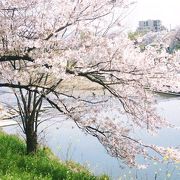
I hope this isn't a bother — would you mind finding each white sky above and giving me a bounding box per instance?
[125,0,180,30]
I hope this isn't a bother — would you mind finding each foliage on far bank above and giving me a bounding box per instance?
[128,31,145,41]
[0,131,109,180]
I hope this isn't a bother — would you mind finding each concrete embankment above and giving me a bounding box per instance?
[0,120,18,127]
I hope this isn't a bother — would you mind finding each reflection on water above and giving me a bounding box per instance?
[2,93,180,179]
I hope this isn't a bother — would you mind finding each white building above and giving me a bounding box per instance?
[137,20,162,32]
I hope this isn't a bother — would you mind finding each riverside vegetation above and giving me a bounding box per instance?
[0,131,109,180]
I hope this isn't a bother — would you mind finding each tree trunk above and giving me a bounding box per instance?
[25,118,38,154]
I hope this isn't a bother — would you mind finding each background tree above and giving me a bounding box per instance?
[0,0,180,167]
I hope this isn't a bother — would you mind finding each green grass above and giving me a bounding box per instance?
[0,131,109,180]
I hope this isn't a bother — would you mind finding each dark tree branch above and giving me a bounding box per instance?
[0,55,34,62]
[44,23,72,41]
[0,82,64,113]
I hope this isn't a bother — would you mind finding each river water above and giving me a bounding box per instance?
[1,90,180,179]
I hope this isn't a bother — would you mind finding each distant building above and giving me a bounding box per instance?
[137,20,164,32]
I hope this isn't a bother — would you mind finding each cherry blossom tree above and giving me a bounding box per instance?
[0,0,180,167]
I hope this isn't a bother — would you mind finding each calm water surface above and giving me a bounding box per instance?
[2,91,180,179]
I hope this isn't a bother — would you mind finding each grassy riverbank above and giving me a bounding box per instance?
[0,131,109,180]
